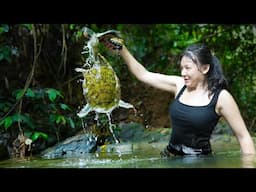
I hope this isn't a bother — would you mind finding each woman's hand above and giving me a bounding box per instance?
[99,35,124,51]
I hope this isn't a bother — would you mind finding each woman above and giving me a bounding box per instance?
[101,36,256,156]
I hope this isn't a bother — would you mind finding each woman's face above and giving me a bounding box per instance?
[180,56,205,88]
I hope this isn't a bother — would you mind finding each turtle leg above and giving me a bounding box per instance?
[119,100,137,115]
[77,104,91,118]
[75,68,87,73]
[118,100,134,109]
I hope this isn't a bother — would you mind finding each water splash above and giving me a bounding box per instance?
[76,27,135,143]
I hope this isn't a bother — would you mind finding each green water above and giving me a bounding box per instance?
[0,141,255,168]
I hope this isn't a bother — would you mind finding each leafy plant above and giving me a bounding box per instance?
[0,88,76,144]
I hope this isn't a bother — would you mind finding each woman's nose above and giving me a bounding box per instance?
[181,69,186,76]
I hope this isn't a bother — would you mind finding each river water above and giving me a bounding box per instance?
[0,140,255,168]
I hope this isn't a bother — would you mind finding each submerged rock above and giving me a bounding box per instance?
[41,134,97,159]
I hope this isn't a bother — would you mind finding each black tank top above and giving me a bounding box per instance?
[169,86,222,150]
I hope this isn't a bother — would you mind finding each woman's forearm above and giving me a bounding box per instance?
[119,46,148,81]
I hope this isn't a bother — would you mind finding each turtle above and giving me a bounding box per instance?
[75,53,133,118]
[75,27,134,119]
[75,27,134,143]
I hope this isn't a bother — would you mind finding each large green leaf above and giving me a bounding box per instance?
[46,88,63,102]
[30,132,49,142]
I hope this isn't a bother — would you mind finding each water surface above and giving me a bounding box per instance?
[0,140,255,168]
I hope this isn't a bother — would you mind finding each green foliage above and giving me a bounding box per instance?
[21,24,32,31]
[29,131,49,142]
[46,88,63,102]
[198,24,256,130]
[0,113,35,130]
[0,87,76,142]
[0,116,12,129]
[0,24,19,63]
[0,24,9,34]
[0,46,12,63]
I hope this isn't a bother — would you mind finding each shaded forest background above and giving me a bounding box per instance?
[0,24,256,157]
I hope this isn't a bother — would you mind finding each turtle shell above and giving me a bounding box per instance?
[82,53,121,113]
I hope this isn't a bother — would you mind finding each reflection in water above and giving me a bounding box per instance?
[241,154,256,168]
[0,150,253,168]
[0,141,255,168]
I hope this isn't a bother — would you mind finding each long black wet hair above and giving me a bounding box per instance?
[180,44,228,96]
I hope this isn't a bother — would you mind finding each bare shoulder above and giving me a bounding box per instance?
[218,89,234,102]
[216,89,237,114]
[174,76,185,95]
[219,89,231,97]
